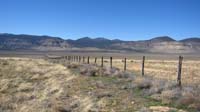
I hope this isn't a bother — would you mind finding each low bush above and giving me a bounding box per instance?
[133,77,152,89]
[161,88,181,104]
[80,65,99,76]
[67,63,79,69]
[131,75,200,111]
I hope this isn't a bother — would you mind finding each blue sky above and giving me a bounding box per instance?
[0,0,200,40]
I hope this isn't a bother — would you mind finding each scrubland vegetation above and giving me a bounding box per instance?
[93,58,200,85]
[0,57,200,112]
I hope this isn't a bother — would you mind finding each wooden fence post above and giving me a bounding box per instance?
[142,56,145,76]
[69,56,71,62]
[95,57,97,64]
[110,57,112,68]
[68,56,70,64]
[64,56,67,61]
[87,56,90,64]
[83,56,85,63]
[79,56,81,62]
[124,58,126,71]
[177,56,183,88]
[101,56,104,67]
[63,56,66,63]
[74,56,76,62]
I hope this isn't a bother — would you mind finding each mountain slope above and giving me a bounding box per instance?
[180,37,200,43]
[67,37,123,48]
[179,37,200,50]
[0,33,199,53]
[149,36,176,42]
[0,33,70,50]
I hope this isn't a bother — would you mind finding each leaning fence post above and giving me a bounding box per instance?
[124,58,127,71]
[101,56,104,67]
[177,56,183,88]
[142,56,145,76]
[110,57,112,68]
[87,56,90,64]
[94,57,97,64]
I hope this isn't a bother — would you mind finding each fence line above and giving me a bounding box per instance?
[47,55,184,86]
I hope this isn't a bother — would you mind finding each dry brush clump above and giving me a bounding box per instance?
[132,77,152,89]
[131,75,200,111]
[75,63,134,79]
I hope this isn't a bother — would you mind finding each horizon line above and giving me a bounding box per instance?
[0,32,199,41]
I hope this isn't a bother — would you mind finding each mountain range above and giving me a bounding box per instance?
[0,33,200,53]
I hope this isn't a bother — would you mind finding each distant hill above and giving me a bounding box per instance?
[0,33,199,53]
[179,37,200,50]
[149,36,176,42]
[180,37,200,43]
[67,37,123,48]
[0,33,70,50]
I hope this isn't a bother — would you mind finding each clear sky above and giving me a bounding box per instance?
[0,0,200,40]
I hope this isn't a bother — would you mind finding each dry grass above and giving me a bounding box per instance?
[0,58,147,112]
[0,58,81,112]
[1,57,200,111]
[56,58,200,111]
[88,57,200,86]
[130,74,200,111]
[65,57,200,111]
